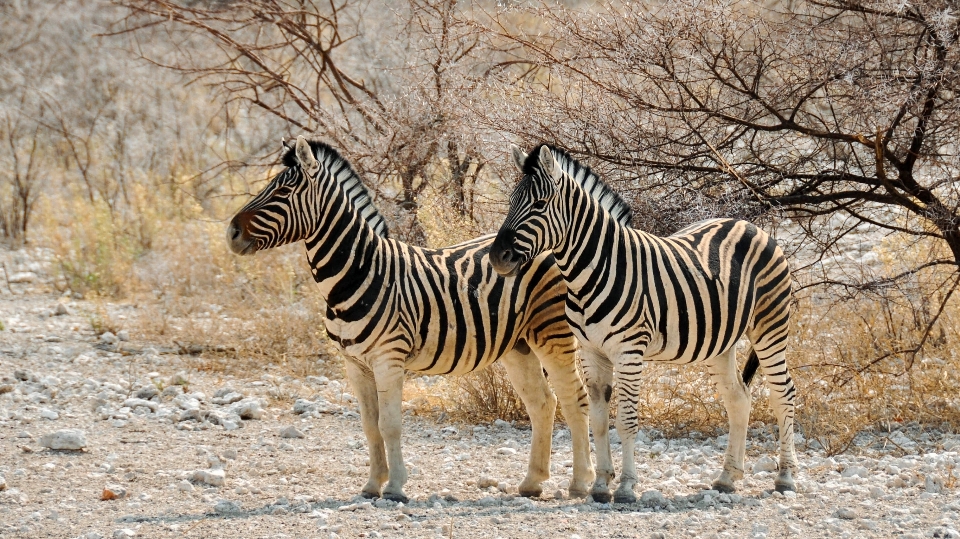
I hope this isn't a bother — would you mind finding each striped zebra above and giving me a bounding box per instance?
[226,136,594,502]
[489,144,798,503]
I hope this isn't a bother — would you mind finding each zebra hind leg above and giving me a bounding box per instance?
[529,340,596,498]
[581,349,615,503]
[756,348,799,493]
[372,359,410,503]
[500,348,557,497]
[613,357,645,504]
[706,347,751,493]
[344,361,389,499]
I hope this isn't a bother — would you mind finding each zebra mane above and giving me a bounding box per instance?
[282,139,389,239]
[523,144,632,227]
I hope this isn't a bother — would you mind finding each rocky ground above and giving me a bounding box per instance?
[1,249,959,539]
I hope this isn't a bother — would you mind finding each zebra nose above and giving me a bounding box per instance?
[226,218,255,255]
[227,222,241,242]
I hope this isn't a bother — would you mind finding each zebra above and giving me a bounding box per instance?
[226,136,595,503]
[489,144,798,503]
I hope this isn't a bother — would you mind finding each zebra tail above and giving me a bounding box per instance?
[742,349,760,387]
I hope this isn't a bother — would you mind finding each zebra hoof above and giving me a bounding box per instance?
[711,480,736,494]
[360,490,380,499]
[568,486,590,499]
[518,487,543,498]
[590,491,612,504]
[613,490,637,504]
[383,492,409,503]
[775,469,796,493]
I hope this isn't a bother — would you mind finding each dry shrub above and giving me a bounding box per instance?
[447,364,528,424]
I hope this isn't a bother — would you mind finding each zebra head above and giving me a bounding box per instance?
[490,144,566,276]
[226,136,320,255]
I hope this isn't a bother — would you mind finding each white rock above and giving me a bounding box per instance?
[116,330,130,342]
[835,507,857,520]
[173,394,200,411]
[229,398,263,420]
[191,469,225,487]
[925,474,944,494]
[177,480,194,492]
[752,456,779,473]
[8,271,36,283]
[55,303,70,316]
[496,447,517,456]
[640,489,667,507]
[122,399,158,413]
[868,486,884,498]
[841,465,868,478]
[113,529,135,538]
[0,474,6,491]
[39,430,86,450]
[280,426,304,439]
[100,332,118,345]
[40,409,59,420]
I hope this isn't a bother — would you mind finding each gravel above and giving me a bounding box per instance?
[1,260,959,538]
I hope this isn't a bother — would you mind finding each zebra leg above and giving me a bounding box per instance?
[530,341,595,498]
[581,349,615,503]
[344,361,388,499]
[613,357,644,504]
[372,359,409,503]
[756,348,799,493]
[707,347,751,493]
[500,349,557,497]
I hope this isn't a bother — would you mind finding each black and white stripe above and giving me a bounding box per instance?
[226,137,594,502]
[490,144,798,503]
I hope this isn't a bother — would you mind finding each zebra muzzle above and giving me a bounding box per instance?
[226,219,257,255]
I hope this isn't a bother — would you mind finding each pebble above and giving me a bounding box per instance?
[112,529,136,538]
[835,507,857,520]
[496,447,517,456]
[641,489,668,507]
[116,330,130,342]
[752,455,779,473]
[39,429,86,450]
[55,302,70,316]
[478,476,498,489]
[280,426,305,439]
[191,469,226,487]
[0,474,6,491]
[229,398,263,420]
[100,332,118,344]
[40,409,59,420]
[177,480,194,492]
[214,500,242,514]
[101,484,128,500]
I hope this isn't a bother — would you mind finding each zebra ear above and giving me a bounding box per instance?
[510,145,527,171]
[538,145,560,184]
[281,138,293,151]
[295,136,319,177]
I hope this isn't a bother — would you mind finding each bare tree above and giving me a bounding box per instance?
[480,0,960,268]
[112,0,497,244]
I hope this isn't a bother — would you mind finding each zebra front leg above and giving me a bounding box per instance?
[500,349,557,497]
[613,358,644,504]
[706,347,751,493]
[582,349,615,503]
[372,359,409,503]
[344,361,388,499]
[530,340,595,498]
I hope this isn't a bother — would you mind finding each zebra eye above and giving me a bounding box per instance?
[532,199,548,211]
[274,185,293,198]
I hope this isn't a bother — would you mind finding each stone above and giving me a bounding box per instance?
[0,474,6,491]
[177,480,194,492]
[752,456,779,473]
[39,430,86,450]
[112,529,136,538]
[212,389,243,405]
[478,476,498,489]
[116,330,130,342]
[925,474,944,494]
[229,398,263,420]
[214,500,242,514]
[100,332,118,345]
[40,409,59,420]
[640,489,668,507]
[497,447,517,456]
[293,399,317,414]
[132,386,158,400]
[122,399,158,413]
[280,426,304,439]
[191,469,225,487]
[841,465,868,478]
[101,484,128,500]
[55,303,70,316]
[168,372,189,386]
[835,507,857,520]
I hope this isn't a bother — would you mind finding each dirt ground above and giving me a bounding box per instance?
[1,256,959,538]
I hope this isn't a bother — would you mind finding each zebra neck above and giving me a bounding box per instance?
[303,198,385,308]
[553,182,627,297]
